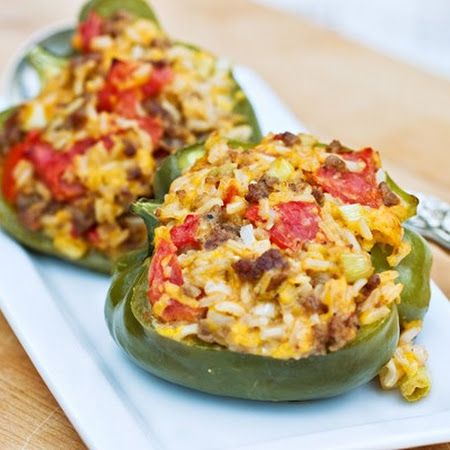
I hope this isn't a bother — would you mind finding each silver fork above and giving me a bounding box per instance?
[408,193,450,251]
[3,25,450,252]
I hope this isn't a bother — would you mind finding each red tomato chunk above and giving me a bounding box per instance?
[314,148,382,208]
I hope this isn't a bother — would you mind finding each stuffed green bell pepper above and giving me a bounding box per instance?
[106,132,432,401]
[0,0,260,272]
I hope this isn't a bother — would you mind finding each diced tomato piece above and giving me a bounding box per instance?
[314,148,382,208]
[109,60,136,83]
[97,82,116,112]
[78,11,103,52]
[223,183,239,205]
[100,135,114,151]
[1,138,29,202]
[68,137,96,157]
[113,89,140,118]
[148,239,183,304]
[97,60,138,112]
[138,117,163,144]
[142,66,173,97]
[170,214,200,251]
[2,133,94,203]
[26,138,92,201]
[147,239,204,322]
[96,62,172,143]
[161,300,205,322]
[246,202,318,250]
[269,202,319,250]
[245,204,263,224]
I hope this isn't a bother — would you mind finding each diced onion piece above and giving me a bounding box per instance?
[399,367,431,402]
[267,158,294,181]
[240,224,255,246]
[341,252,373,283]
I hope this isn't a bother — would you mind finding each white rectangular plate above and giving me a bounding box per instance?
[1,66,450,450]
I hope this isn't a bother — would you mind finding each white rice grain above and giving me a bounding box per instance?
[261,326,285,340]
[215,302,245,316]
[197,198,224,214]
[204,280,232,296]
[342,228,361,251]
[178,324,199,339]
[245,316,269,328]
[207,310,234,326]
[252,303,276,318]
[358,218,373,240]
[303,258,334,271]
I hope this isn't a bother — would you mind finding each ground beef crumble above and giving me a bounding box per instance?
[311,186,324,206]
[267,272,288,291]
[299,293,328,314]
[203,223,240,250]
[313,313,359,353]
[324,154,347,172]
[325,139,345,153]
[16,193,47,231]
[273,131,300,146]
[245,175,277,203]
[379,181,400,206]
[361,274,381,298]
[0,111,24,154]
[233,248,288,282]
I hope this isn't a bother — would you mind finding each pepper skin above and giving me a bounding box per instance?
[79,0,160,25]
[105,249,400,401]
[371,227,432,323]
[153,143,205,201]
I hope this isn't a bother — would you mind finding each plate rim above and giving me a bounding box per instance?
[0,28,449,447]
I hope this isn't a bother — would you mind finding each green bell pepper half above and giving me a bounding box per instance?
[371,227,432,323]
[105,245,400,401]
[105,139,431,400]
[0,0,261,271]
